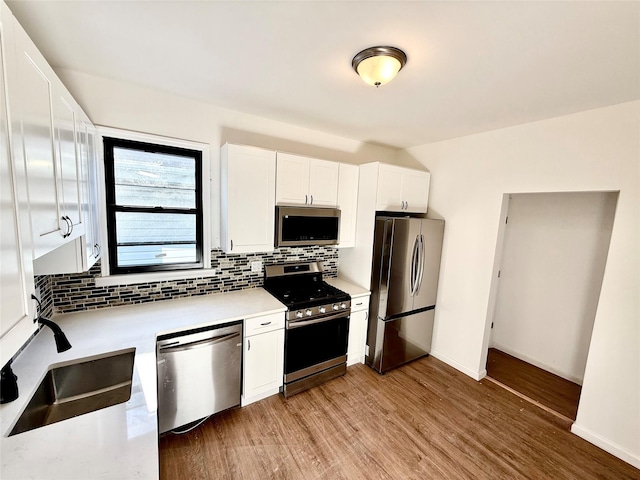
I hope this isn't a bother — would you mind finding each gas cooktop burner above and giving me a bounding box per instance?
[263,262,350,320]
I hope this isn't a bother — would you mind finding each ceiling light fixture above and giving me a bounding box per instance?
[352,46,407,87]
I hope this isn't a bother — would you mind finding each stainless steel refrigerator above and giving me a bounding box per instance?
[366,216,444,373]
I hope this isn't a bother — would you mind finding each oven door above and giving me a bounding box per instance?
[285,312,349,382]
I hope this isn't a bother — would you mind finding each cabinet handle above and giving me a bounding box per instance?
[260,321,272,326]
[230,239,233,251]
[305,194,308,205]
[365,312,368,321]
[310,195,313,205]
[67,216,74,235]
[61,216,71,238]
[248,339,251,351]
[356,302,363,306]
[405,202,409,210]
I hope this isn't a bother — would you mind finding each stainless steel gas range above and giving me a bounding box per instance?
[263,262,351,397]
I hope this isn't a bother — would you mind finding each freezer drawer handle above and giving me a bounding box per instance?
[158,332,240,353]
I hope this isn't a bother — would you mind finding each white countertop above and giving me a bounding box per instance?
[0,288,286,480]
[326,277,370,298]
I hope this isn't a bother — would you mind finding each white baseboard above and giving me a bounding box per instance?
[430,349,486,381]
[571,423,640,469]
[491,342,583,385]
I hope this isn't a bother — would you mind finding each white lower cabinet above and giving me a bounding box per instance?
[242,312,284,406]
[347,293,370,366]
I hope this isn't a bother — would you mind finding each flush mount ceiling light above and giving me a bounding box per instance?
[352,46,407,87]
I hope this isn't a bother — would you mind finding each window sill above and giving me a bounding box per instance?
[94,268,217,287]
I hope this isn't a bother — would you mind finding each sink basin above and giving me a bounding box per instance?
[9,348,135,436]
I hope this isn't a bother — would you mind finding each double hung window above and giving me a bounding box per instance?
[103,137,203,274]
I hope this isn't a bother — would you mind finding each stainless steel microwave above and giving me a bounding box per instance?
[275,206,340,247]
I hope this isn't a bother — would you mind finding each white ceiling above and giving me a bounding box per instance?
[6,1,639,149]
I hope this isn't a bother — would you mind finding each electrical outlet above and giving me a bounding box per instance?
[250,260,263,273]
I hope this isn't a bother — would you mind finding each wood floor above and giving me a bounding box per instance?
[486,348,582,420]
[159,356,639,480]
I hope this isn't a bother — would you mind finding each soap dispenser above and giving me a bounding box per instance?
[0,362,19,404]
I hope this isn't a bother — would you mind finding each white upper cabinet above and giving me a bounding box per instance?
[33,115,102,275]
[52,92,82,230]
[11,15,84,259]
[375,163,430,213]
[276,152,338,207]
[0,1,37,366]
[221,143,276,253]
[337,163,359,248]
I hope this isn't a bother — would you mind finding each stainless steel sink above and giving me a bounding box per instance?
[9,348,135,436]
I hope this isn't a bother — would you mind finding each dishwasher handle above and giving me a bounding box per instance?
[158,331,240,354]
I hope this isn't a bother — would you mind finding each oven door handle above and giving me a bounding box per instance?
[287,312,349,329]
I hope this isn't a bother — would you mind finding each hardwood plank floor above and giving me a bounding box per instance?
[159,356,639,480]
[486,348,582,420]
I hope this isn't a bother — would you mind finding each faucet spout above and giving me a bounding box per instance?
[38,317,72,353]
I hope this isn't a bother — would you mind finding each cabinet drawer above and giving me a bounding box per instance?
[245,312,285,337]
[351,295,371,313]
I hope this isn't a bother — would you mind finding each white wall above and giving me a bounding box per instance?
[491,191,617,384]
[54,69,399,247]
[401,101,639,467]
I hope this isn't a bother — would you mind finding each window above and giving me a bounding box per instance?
[104,137,203,274]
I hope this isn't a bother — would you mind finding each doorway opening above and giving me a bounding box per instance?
[485,191,618,421]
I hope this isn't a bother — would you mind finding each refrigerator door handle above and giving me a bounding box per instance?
[415,234,426,295]
[410,235,419,296]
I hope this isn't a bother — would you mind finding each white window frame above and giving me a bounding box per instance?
[95,126,213,286]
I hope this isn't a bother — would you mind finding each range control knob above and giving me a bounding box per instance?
[332,304,340,311]
[305,309,313,316]
[296,311,304,318]
[340,303,347,309]
[319,307,327,314]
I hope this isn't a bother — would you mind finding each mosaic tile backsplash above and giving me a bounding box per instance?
[42,247,338,314]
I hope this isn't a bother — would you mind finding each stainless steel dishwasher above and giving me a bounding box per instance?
[156,320,242,434]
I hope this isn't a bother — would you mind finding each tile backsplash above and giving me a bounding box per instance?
[41,247,338,314]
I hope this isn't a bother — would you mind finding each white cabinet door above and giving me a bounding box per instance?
[13,23,64,256]
[402,170,430,214]
[242,328,284,405]
[347,307,369,366]
[87,123,102,264]
[276,152,339,207]
[53,93,82,232]
[337,163,358,248]
[0,3,37,366]
[221,144,275,253]
[376,164,404,211]
[275,152,309,205]
[12,17,84,259]
[308,158,338,206]
[375,164,430,213]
